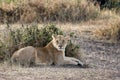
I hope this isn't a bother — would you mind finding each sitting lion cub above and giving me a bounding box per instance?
[11,34,84,67]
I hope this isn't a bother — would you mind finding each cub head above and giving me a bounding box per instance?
[52,34,70,51]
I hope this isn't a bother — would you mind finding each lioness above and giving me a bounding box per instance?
[11,34,84,67]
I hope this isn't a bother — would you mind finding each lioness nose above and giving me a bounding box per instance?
[59,45,62,48]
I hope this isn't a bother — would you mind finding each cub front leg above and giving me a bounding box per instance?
[63,57,84,66]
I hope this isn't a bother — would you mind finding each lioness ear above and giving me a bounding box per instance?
[65,36,70,41]
[52,34,57,39]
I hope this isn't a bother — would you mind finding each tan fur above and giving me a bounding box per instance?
[11,35,83,67]
[11,46,37,67]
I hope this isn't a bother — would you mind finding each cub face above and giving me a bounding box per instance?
[52,34,70,51]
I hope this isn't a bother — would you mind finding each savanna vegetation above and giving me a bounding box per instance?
[0,0,120,61]
[0,0,120,80]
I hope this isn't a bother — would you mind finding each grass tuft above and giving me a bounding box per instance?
[94,20,120,41]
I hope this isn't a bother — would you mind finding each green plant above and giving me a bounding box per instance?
[8,24,63,47]
[65,32,84,60]
[0,24,83,61]
[39,24,63,46]
[0,24,63,60]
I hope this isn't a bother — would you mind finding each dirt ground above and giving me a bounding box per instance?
[0,24,120,80]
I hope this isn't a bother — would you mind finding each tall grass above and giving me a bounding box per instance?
[0,0,100,23]
[94,20,120,41]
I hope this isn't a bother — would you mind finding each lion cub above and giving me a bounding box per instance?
[11,34,84,67]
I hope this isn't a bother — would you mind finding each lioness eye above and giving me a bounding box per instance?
[56,40,59,43]
[62,40,65,43]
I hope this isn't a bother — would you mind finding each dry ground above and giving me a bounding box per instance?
[0,23,120,80]
[0,65,119,80]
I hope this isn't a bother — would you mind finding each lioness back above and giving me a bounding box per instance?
[11,46,37,66]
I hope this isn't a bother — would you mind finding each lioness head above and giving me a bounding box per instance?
[52,34,70,51]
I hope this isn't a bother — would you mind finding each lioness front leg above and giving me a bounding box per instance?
[63,57,84,66]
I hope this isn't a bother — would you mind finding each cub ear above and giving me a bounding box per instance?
[65,36,70,41]
[52,34,57,39]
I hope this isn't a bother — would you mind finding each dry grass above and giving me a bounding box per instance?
[0,63,118,80]
[0,0,100,23]
[93,18,120,41]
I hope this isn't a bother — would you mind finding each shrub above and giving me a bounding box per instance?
[65,32,84,61]
[66,40,84,60]
[0,24,82,61]
[99,0,120,9]
[0,24,62,60]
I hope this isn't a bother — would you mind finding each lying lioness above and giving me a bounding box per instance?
[11,34,84,67]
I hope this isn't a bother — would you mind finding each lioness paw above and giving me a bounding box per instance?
[78,63,89,68]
